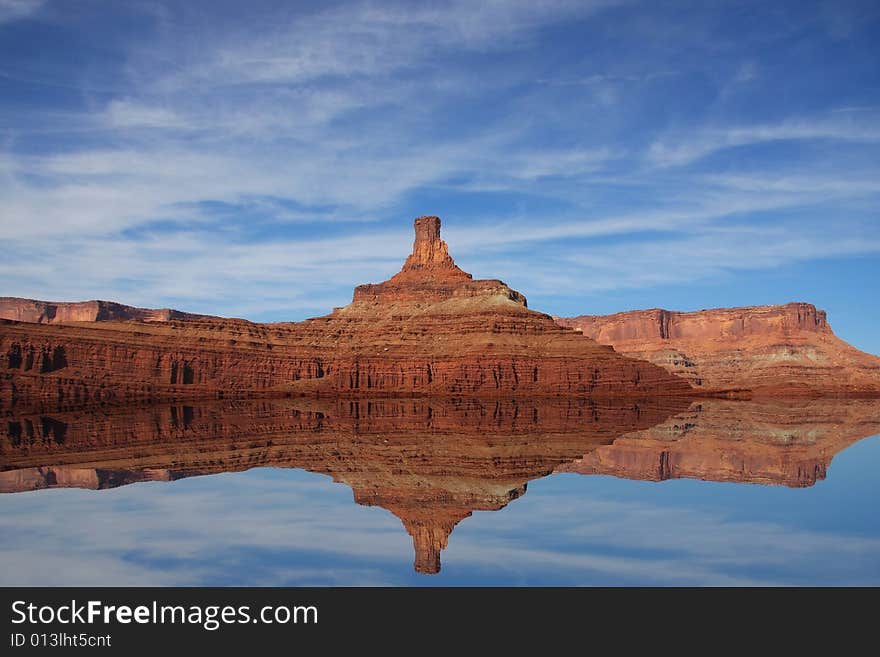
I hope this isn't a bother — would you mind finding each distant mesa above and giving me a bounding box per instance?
[556,304,880,397]
[0,297,203,324]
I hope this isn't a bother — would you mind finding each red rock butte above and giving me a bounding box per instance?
[351,216,526,306]
[0,216,692,407]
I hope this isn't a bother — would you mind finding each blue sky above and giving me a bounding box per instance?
[1,1,879,352]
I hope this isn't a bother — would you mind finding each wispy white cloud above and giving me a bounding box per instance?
[0,470,414,586]
[157,0,619,88]
[1,465,878,585]
[2,197,877,320]
[546,224,880,294]
[647,116,880,167]
[0,0,44,24]
[449,479,880,585]
[104,99,191,129]
[702,172,880,195]
[1,0,879,322]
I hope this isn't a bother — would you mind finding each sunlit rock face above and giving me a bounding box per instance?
[0,297,200,324]
[557,304,880,396]
[350,215,526,305]
[1,217,692,406]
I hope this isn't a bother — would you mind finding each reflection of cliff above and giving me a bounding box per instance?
[3,398,877,572]
[557,398,880,487]
[0,397,686,574]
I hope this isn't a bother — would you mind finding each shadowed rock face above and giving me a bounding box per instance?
[1,217,692,406]
[557,304,880,396]
[2,396,877,573]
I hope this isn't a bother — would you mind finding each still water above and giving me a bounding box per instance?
[1,397,878,585]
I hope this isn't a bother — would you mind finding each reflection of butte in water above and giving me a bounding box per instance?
[2,398,880,573]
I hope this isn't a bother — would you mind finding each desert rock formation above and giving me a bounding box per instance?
[0,297,201,324]
[557,304,880,396]
[351,215,527,306]
[1,217,691,406]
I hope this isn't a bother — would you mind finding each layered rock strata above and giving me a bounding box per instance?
[557,304,880,396]
[1,217,692,406]
[0,297,201,324]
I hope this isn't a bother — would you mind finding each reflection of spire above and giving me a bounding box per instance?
[382,483,528,574]
[8,397,872,574]
[400,514,462,575]
[381,505,471,574]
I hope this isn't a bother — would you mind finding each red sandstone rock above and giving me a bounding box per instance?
[0,297,201,324]
[351,216,526,305]
[556,304,880,396]
[400,215,469,275]
[1,217,691,405]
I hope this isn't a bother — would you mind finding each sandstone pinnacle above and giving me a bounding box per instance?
[399,215,470,278]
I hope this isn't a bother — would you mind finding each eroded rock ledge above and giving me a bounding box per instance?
[0,297,202,324]
[557,304,880,396]
[1,217,691,405]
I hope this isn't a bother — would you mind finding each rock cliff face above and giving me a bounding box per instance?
[557,304,880,396]
[1,217,692,406]
[0,297,201,324]
[0,396,689,573]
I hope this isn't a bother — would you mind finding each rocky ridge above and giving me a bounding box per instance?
[1,216,691,405]
[557,303,880,396]
[0,297,201,324]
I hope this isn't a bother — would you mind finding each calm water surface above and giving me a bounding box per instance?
[1,397,878,585]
